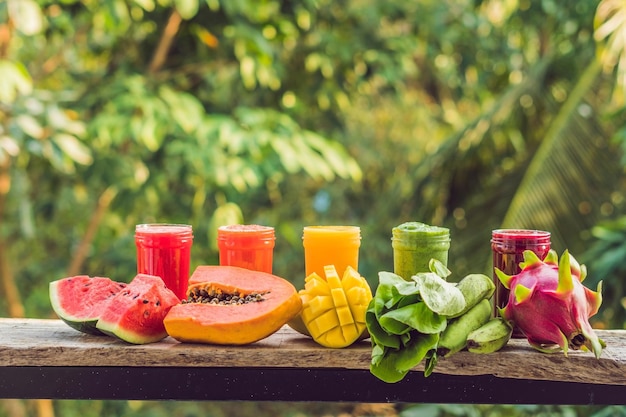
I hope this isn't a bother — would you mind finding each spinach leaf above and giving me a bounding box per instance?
[414,272,466,317]
[366,268,466,384]
[379,302,446,334]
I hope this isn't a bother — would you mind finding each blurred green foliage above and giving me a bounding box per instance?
[2,0,626,415]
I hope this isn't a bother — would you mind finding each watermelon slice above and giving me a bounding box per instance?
[96,274,180,344]
[49,275,127,335]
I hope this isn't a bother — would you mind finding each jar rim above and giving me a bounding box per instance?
[218,224,274,234]
[392,222,449,238]
[135,224,193,236]
[492,229,550,238]
[303,225,360,232]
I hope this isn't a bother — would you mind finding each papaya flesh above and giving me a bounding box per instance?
[163,266,302,345]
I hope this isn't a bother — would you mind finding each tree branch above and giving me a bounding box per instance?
[148,9,183,75]
[66,186,118,277]
[0,159,24,318]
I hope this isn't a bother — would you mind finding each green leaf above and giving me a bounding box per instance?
[378,313,411,335]
[379,302,446,335]
[393,332,439,372]
[424,350,437,377]
[15,115,44,139]
[0,60,32,103]
[429,258,451,278]
[413,272,466,317]
[369,331,439,383]
[375,271,413,309]
[53,133,93,165]
[174,0,199,19]
[0,136,20,163]
[132,0,156,11]
[8,0,44,36]
[365,305,401,349]
[379,270,418,295]
[369,348,409,384]
[159,86,204,134]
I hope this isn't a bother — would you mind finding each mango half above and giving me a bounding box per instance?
[289,265,372,348]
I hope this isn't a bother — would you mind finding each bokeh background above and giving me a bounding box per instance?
[2,0,626,416]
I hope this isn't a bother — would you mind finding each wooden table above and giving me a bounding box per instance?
[0,318,624,404]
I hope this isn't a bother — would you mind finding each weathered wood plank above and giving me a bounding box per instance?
[0,318,624,386]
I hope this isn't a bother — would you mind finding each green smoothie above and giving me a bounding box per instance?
[391,222,451,280]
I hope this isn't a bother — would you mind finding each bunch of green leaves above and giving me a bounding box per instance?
[366,260,466,383]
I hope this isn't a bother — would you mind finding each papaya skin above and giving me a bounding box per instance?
[163,266,302,345]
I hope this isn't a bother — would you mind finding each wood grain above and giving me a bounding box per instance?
[0,318,624,386]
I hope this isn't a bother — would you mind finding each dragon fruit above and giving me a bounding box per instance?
[495,249,604,358]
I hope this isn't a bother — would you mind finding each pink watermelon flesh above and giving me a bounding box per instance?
[96,274,180,344]
[49,276,127,335]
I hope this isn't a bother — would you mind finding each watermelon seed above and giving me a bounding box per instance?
[156,300,161,306]
[142,299,149,304]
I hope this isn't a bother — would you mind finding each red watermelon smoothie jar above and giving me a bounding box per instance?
[491,229,551,336]
[217,224,276,274]
[135,224,194,301]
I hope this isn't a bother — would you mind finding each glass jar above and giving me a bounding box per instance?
[391,222,451,281]
[491,229,551,336]
[302,226,361,278]
[135,223,194,300]
[217,224,275,274]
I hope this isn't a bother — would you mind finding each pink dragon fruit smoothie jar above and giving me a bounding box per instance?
[491,229,551,337]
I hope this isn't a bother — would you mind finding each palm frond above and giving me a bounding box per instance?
[407,54,621,275]
[501,58,619,254]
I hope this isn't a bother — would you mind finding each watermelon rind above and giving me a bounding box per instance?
[49,276,127,335]
[96,274,180,344]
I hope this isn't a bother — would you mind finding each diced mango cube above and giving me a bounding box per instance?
[330,287,348,307]
[336,305,354,327]
[308,295,334,316]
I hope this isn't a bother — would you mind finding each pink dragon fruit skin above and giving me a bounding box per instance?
[495,249,604,358]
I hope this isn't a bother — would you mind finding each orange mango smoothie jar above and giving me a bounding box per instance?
[302,226,361,277]
[217,224,276,274]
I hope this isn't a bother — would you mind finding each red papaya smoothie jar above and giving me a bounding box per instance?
[135,224,194,301]
[217,224,276,274]
[491,229,551,336]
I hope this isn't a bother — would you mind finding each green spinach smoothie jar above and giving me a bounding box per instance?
[391,222,451,281]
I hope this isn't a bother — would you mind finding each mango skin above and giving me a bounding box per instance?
[289,265,372,348]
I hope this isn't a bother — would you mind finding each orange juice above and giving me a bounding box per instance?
[302,226,361,277]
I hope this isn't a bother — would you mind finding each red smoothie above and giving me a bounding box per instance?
[135,224,193,300]
[491,229,550,336]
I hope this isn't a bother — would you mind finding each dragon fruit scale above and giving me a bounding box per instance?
[495,249,604,358]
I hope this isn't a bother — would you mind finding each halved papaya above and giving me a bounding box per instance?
[163,265,302,345]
